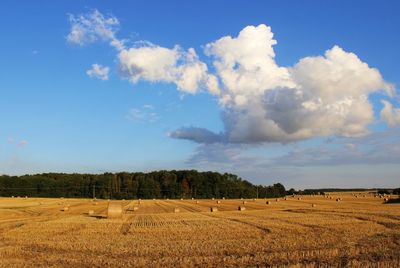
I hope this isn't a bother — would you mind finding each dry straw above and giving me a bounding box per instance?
[107,203,123,219]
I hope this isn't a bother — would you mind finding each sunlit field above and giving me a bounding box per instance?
[1,193,399,267]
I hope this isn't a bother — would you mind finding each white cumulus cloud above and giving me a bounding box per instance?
[173,25,395,144]
[118,44,216,94]
[67,11,397,144]
[86,64,110,81]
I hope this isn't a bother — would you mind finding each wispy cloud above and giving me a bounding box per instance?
[126,105,159,123]
[67,9,124,51]
[18,140,29,147]
[86,63,110,81]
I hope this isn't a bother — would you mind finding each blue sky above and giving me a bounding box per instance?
[1,1,400,189]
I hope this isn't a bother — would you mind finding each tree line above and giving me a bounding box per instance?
[0,170,286,199]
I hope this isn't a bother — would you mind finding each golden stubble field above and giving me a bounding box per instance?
[0,193,399,267]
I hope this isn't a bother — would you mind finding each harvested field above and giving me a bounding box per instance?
[0,193,399,267]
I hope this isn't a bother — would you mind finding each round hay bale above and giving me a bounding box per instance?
[93,202,98,205]
[266,201,271,205]
[216,200,221,204]
[336,198,341,202]
[210,207,218,212]
[242,201,247,204]
[133,206,139,211]
[174,208,180,213]
[61,207,69,212]
[25,196,28,199]
[253,198,257,201]
[297,197,302,200]
[180,198,184,200]
[196,201,199,204]
[276,198,280,202]
[107,203,123,219]
[192,197,194,200]
[212,198,215,200]
[88,210,94,216]
[284,197,287,201]
[312,204,316,207]
[238,206,246,211]
[11,196,14,198]
[222,197,225,200]
[384,198,389,203]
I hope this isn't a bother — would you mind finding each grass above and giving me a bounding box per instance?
[0,193,399,266]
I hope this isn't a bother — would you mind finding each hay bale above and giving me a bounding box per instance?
[212,198,215,200]
[266,201,271,205]
[174,207,180,213]
[312,204,316,207]
[242,201,247,204]
[93,202,98,205]
[11,196,14,198]
[276,198,280,202]
[384,198,389,203]
[284,197,287,201]
[61,207,69,212]
[253,198,257,201]
[238,206,246,211]
[25,196,28,199]
[222,197,225,200]
[196,201,199,204]
[133,206,139,211]
[210,207,218,212]
[88,210,94,216]
[297,197,302,200]
[336,198,341,202]
[180,198,184,200]
[107,203,123,219]
[216,200,221,204]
